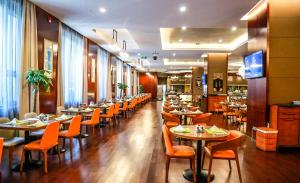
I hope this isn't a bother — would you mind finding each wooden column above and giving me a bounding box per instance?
[192,67,204,102]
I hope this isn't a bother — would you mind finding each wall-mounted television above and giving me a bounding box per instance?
[244,50,264,79]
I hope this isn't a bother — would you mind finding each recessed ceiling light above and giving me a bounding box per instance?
[179,6,186,13]
[172,53,176,57]
[218,39,223,43]
[179,39,183,42]
[137,53,141,56]
[231,26,237,31]
[201,54,208,58]
[99,7,107,13]
[181,26,187,30]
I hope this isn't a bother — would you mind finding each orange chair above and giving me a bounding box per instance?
[222,105,236,123]
[82,108,101,135]
[99,105,114,126]
[192,113,212,126]
[20,122,61,173]
[202,130,245,182]
[59,115,82,160]
[161,111,180,128]
[119,101,128,118]
[127,99,137,115]
[113,103,121,123]
[0,138,3,180]
[162,125,196,182]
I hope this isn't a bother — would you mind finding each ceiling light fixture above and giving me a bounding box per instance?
[172,53,176,57]
[218,39,223,43]
[99,7,107,14]
[201,54,208,58]
[179,39,183,42]
[137,53,141,56]
[231,26,237,31]
[179,6,187,13]
[181,26,187,31]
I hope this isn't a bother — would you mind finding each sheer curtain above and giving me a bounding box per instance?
[60,24,84,107]
[133,70,138,95]
[0,0,23,118]
[116,60,123,99]
[126,65,131,96]
[97,48,110,101]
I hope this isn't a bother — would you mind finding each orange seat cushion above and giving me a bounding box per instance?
[24,140,58,150]
[172,145,195,157]
[205,146,235,159]
[99,114,113,118]
[82,120,97,125]
[58,130,78,138]
[165,121,180,127]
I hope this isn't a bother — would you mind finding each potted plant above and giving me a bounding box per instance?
[25,69,52,112]
[117,83,128,98]
[139,85,144,94]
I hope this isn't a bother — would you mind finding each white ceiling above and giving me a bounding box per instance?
[31,0,258,72]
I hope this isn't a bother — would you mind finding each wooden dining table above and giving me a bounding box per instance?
[170,125,229,182]
[170,110,203,125]
[0,114,73,171]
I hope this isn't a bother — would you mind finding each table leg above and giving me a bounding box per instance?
[182,140,215,182]
[184,115,188,125]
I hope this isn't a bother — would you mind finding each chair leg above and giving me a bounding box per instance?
[69,137,73,160]
[8,147,13,171]
[43,150,48,173]
[191,157,196,183]
[235,154,242,183]
[20,149,25,172]
[228,160,232,170]
[78,135,83,150]
[207,157,213,182]
[57,145,61,164]
[165,157,170,183]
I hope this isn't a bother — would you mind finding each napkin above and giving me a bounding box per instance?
[84,108,93,112]
[27,120,46,127]
[5,118,26,125]
[102,104,108,107]
[69,107,78,111]
[173,125,191,133]
[205,125,226,134]
[55,114,69,120]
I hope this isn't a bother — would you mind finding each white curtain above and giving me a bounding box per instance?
[116,60,123,98]
[97,48,110,101]
[126,65,131,96]
[60,24,84,107]
[0,0,23,118]
[133,70,138,95]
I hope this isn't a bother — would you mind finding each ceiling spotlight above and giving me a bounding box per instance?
[137,53,141,56]
[172,53,176,57]
[231,26,237,31]
[218,39,223,43]
[99,7,107,14]
[181,26,187,30]
[179,6,186,13]
[179,39,183,42]
[201,54,208,58]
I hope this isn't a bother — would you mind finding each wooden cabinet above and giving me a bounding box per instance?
[208,95,227,112]
[270,105,300,147]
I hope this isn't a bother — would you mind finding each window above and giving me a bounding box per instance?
[61,24,84,107]
[0,0,23,118]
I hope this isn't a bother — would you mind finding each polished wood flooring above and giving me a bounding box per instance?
[1,101,300,183]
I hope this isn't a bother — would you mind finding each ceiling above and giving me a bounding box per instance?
[31,0,258,73]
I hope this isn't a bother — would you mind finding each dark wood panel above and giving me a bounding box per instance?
[139,72,158,99]
[36,7,59,114]
[87,40,98,104]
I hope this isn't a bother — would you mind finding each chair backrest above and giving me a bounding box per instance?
[67,115,82,136]
[40,122,60,148]
[163,106,171,113]
[56,106,65,115]
[161,111,180,123]
[192,113,212,124]
[162,125,174,156]
[0,138,3,164]
[114,103,120,115]
[0,118,15,139]
[211,130,245,153]
[122,101,128,110]
[91,108,101,124]
[24,112,37,119]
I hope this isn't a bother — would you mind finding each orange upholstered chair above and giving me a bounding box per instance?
[82,108,101,134]
[192,113,212,126]
[99,105,114,126]
[113,103,121,122]
[20,122,61,173]
[127,99,137,114]
[161,111,180,128]
[0,138,3,180]
[59,115,82,160]
[202,130,245,182]
[162,125,196,182]
[119,101,128,118]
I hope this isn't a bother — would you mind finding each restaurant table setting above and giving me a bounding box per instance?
[170,125,229,182]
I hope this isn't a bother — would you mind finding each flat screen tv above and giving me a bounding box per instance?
[244,50,264,79]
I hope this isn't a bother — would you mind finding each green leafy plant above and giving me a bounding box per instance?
[25,69,52,112]
[139,85,144,94]
[117,83,128,97]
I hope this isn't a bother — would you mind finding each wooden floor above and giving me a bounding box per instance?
[1,101,300,183]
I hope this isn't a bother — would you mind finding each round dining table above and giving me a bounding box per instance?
[170,110,203,125]
[170,125,229,182]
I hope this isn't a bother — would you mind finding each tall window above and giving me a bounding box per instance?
[97,48,109,101]
[126,65,131,96]
[61,24,84,107]
[0,0,23,117]
[116,60,123,98]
